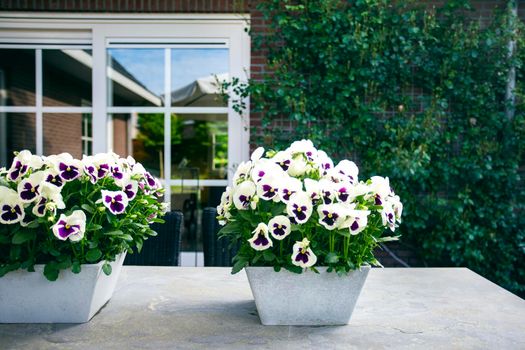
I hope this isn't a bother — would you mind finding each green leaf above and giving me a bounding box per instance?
[11,230,36,245]
[44,263,59,281]
[217,222,242,237]
[284,265,303,274]
[262,250,276,262]
[102,262,112,275]
[273,265,282,272]
[104,230,124,236]
[85,248,102,262]
[88,224,103,231]
[120,234,133,242]
[81,204,95,214]
[0,235,10,244]
[325,252,340,264]
[231,260,247,274]
[71,261,81,274]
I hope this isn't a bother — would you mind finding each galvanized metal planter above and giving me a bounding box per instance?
[0,253,125,323]
[245,265,370,326]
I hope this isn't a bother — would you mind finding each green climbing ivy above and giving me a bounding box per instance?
[224,0,525,295]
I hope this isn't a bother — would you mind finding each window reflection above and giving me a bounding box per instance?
[107,49,164,107]
[171,48,228,107]
[43,113,87,159]
[171,114,228,180]
[43,50,92,107]
[0,113,36,167]
[0,49,36,107]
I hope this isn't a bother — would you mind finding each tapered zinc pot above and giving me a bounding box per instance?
[245,265,370,326]
[0,253,125,323]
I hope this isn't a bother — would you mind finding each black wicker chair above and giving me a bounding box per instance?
[202,207,238,266]
[124,211,183,266]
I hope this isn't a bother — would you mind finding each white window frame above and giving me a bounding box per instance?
[0,13,251,204]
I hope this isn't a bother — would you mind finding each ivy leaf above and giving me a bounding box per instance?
[11,230,36,245]
[85,248,102,262]
[102,262,112,275]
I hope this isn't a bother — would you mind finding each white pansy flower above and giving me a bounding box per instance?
[286,191,313,224]
[334,159,359,184]
[250,147,265,162]
[0,186,25,224]
[291,237,317,268]
[233,181,256,210]
[233,161,253,184]
[317,204,345,230]
[268,215,291,240]
[278,177,302,204]
[52,210,86,242]
[247,223,273,251]
[17,171,46,203]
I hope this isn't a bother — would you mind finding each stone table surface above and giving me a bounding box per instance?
[0,267,524,350]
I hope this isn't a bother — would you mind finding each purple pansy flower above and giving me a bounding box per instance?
[122,180,138,200]
[291,238,317,268]
[58,162,81,181]
[247,223,273,251]
[52,210,86,241]
[317,204,343,230]
[111,165,124,180]
[45,172,64,187]
[7,160,28,182]
[100,190,129,215]
[341,209,370,235]
[268,215,291,240]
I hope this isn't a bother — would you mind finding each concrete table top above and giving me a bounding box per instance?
[0,267,524,349]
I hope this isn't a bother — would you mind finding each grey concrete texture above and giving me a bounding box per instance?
[246,266,370,325]
[0,267,524,350]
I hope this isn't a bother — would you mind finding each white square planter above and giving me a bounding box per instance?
[0,253,125,323]
[245,265,370,326]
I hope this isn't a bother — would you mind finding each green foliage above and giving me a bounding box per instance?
[225,0,525,294]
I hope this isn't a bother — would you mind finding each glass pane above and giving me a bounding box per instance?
[171,48,228,107]
[170,113,228,180]
[0,49,36,106]
[107,49,164,107]
[43,113,88,159]
[0,113,36,167]
[171,185,225,253]
[43,49,93,107]
[110,113,164,178]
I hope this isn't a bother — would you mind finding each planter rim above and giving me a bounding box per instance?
[245,265,371,272]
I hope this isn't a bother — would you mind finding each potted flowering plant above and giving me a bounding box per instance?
[217,140,402,325]
[0,150,166,323]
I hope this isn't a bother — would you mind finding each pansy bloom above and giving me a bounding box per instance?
[100,190,129,215]
[343,209,370,235]
[0,186,25,224]
[7,158,29,182]
[381,205,396,232]
[268,215,291,240]
[272,151,292,171]
[52,210,86,242]
[233,181,257,210]
[122,180,139,200]
[286,191,313,224]
[54,154,82,181]
[247,223,273,251]
[334,159,359,185]
[232,161,253,184]
[45,171,64,188]
[291,238,317,268]
[279,177,302,204]
[17,171,46,203]
[256,175,280,201]
[317,204,344,230]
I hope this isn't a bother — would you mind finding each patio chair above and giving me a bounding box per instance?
[124,211,183,266]
[202,207,239,266]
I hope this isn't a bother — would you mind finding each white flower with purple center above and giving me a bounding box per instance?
[17,171,46,203]
[304,178,321,202]
[111,165,125,180]
[52,210,86,242]
[319,179,336,204]
[317,204,345,230]
[334,181,353,203]
[268,215,291,240]
[287,155,309,177]
[6,158,29,182]
[143,172,158,189]
[233,181,256,210]
[279,177,302,204]
[272,151,292,171]
[382,205,396,232]
[0,186,25,224]
[315,150,333,175]
[342,209,371,235]
[250,159,283,184]
[291,237,317,268]
[247,223,273,251]
[32,182,65,217]
[100,190,129,215]
[370,176,391,206]
[48,154,82,182]
[44,171,64,188]
[121,179,139,200]
[256,175,281,201]
[387,194,403,221]
[233,161,253,184]
[286,191,313,224]
[334,160,359,184]
[288,139,317,162]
